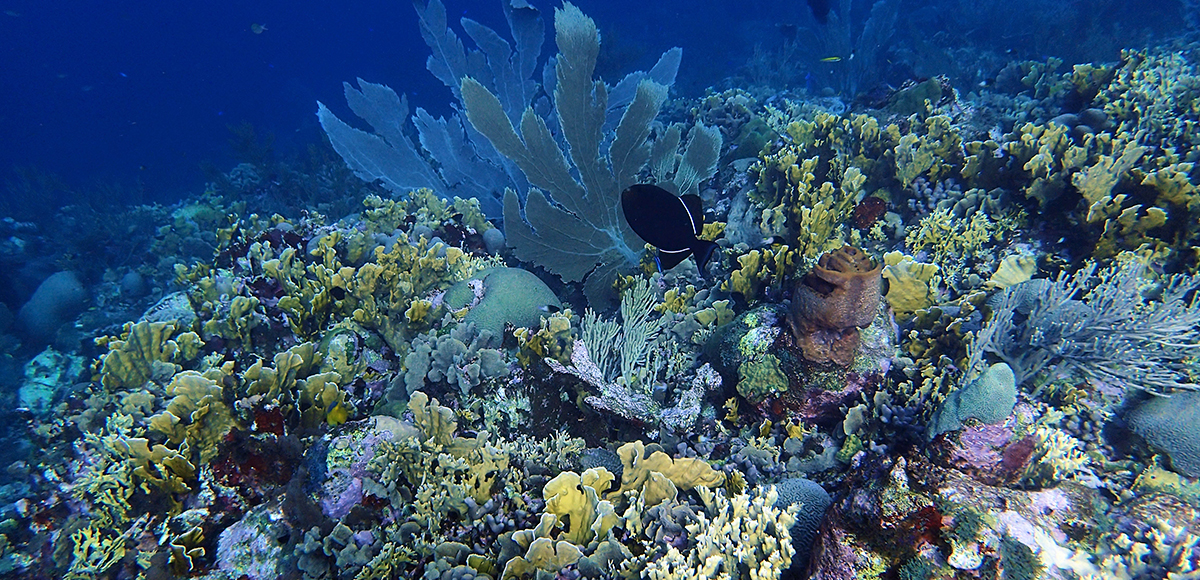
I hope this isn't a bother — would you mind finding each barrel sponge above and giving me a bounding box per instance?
[18,271,87,342]
[1125,391,1200,477]
[444,268,561,342]
[773,477,831,568]
[927,362,1017,440]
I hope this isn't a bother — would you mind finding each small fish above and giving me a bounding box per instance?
[819,56,842,62]
[251,23,268,34]
[621,184,719,272]
[806,0,832,24]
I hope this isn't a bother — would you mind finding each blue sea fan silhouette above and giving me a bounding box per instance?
[461,3,673,307]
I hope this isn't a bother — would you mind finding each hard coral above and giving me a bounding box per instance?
[787,245,883,366]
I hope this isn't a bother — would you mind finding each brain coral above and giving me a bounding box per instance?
[773,477,832,573]
[927,363,1017,441]
[443,267,561,343]
[1125,390,1200,477]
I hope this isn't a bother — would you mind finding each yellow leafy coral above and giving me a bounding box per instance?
[1074,139,1147,223]
[610,440,725,498]
[882,252,939,315]
[542,468,620,546]
[751,143,864,267]
[97,321,203,391]
[890,115,962,187]
[148,369,238,463]
[721,245,799,302]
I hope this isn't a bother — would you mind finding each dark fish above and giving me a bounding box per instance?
[806,0,832,24]
[621,184,719,272]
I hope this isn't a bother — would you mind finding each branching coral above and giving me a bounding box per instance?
[751,149,864,267]
[547,278,716,428]
[890,115,962,188]
[642,485,797,580]
[1087,515,1200,579]
[403,320,509,398]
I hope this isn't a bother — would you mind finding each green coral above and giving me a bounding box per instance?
[736,354,789,403]
[1125,391,1200,478]
[443,267,562,340]
[999,534,1043,580]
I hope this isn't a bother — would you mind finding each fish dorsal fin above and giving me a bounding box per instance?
[679,194,704,235]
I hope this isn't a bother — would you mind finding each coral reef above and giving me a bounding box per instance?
[12,4,1200,580]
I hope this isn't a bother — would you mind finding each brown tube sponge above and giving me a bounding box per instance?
[787,245,882,365]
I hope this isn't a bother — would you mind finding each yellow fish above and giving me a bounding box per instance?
[819,56,842,62]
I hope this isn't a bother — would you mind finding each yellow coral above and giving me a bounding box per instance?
[611,441,725,499]
[243,342,317,400]
[148,369,238,463]
[514,309,575,367]
[891,115,962,187]
[985,254,1037,289]
[751,139,863,267]
[721,245,799,302]
[298,371,351,429]
[542,468,619,545]
[97,321,202,391]
[882,252,939,315]
[116,437,196,500]
[1074,139,1147,224]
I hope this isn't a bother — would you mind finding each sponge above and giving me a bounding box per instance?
[17,271,86,342]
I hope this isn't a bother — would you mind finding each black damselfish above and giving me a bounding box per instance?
[621,183,720,272]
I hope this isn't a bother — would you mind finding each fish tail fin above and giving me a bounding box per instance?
[692,240,720,271]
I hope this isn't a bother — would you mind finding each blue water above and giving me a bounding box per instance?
[3,0,1181,207]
